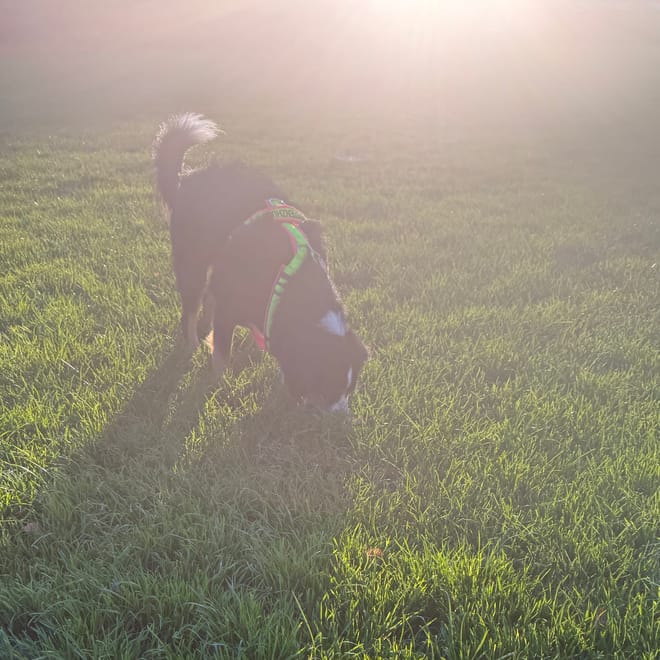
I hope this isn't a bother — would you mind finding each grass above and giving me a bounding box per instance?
[1,2,660,656]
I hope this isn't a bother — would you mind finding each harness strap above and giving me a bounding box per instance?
[241,199,310,351]
[263,222,308,349]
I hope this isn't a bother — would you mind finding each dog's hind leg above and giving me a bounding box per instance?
[197,286,215,344]
[176,263,209,352]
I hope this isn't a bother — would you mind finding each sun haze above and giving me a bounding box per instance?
[4,1,660,135]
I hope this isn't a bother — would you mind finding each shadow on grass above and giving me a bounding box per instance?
[81,338,209,472]
[1,332,358,658]
[66,330,356,494]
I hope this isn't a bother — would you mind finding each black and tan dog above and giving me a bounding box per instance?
[153,113,367,412]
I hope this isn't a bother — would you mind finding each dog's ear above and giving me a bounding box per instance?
[301,219,327,264]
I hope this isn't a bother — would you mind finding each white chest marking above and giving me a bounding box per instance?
[319,310,346,336]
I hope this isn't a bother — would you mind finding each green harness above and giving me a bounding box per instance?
[242,199,310,351]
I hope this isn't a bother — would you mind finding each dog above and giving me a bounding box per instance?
[153,113,368,412]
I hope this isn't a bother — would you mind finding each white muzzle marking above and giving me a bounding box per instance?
[328,395,349,414]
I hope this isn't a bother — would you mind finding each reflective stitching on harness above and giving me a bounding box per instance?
[244,198,307,227]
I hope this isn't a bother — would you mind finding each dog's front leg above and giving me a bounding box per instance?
[211,312,234,377]
[197,288,215,343]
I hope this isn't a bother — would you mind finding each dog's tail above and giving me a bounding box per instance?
[153,113,219,210]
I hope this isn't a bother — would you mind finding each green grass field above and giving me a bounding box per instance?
[1,2,659,658]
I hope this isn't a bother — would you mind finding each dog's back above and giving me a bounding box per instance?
[173,162,288,246]
[154,115,289,261]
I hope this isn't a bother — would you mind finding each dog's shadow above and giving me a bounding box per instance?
[80,330,351,481]
[81,338,207,472]
[83,333,240,470]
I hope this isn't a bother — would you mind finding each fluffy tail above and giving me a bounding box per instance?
[153,113,219,210]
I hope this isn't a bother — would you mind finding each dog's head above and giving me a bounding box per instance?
[275,310,368,413]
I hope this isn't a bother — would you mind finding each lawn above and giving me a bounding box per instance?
[1,2,659,657]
